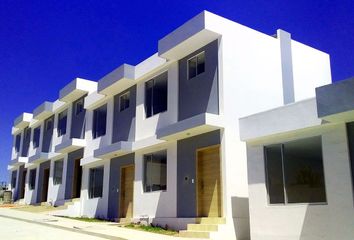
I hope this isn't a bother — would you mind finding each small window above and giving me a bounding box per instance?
[188,52,205,79]
[33,127,41,148]
[11,171,17,189]
[264,136,326,204]
[75,98,84,115]
[89,166,104,198]
[15,134,21,153]
[57,110,67,136]
[53,159,64,185]
[29,169,36,190]
[45,117,53,131]
[92,104,107,139]
[145,72,168,118]
[143,150,167,192]
[119,91,130,112]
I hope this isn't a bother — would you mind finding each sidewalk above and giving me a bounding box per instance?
[0,208,206,240]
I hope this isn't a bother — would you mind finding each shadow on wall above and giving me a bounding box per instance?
[231,197,250,240]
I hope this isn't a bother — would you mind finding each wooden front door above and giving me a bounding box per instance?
[42,168,50,202]
[72,159,82,199]
[119,165,134,218]
[197,145,222,217]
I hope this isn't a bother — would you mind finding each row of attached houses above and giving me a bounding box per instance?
[7,11,354,240]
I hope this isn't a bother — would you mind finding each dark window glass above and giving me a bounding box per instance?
[11,171,17,189]
[29,169,36,190]
[346,122,354,200]
[119,91,130,112]
[145,72,168,118]
[15,134,21,152]
[89,166,104,198]
[265,145,285,204]
[92,105,107,139]
[53,159,63,185]
[33,127,41,148]
[21,127,31,157]
[45,117,53,131]
[75,98,84,115]
[144,150,167,192]
[188,52,205,79]
[57,110,67,136]
[264,136,326,204]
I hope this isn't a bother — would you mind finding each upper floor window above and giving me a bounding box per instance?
[188,52,205,79]
[264,136,326,204]
[92,104,107,139]
[75,98,84,115]
[143,150,167,192]
[33,127,40,148]
[45,117,53,131]
[57,109,68,137]
[29,169,36,190]
[15,134,21,153]
[145,72,168,118]
[53,159,63,185]
[88,166,104,198]
[119,91,130,112]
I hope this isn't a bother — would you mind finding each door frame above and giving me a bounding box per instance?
[195,144,223,217]
[119,164,135,218]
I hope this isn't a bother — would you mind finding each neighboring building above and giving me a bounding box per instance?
[8,11,334,239]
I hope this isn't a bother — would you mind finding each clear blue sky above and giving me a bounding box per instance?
[0,0,353,182]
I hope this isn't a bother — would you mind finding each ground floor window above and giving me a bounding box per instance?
[143,150,167,192]
[89,166,104,198]
[29,169,36,190]
[53,159,64,185]
[264,136,326,204]
[11,171,17,189]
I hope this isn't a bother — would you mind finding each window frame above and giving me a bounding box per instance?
[15,134,21,153]
[29,169,36,190]
[45,117,53,131]
[144,72,168,118]
[187,51,205,80]
[143,150,167,193]
[57,109,68,137]
[119,91,130,112]
[33,127,41,149]
[53,159,64,185]
[92,104,107,139]
[264,136,327,206]
[11,171,17,189]
[88,166,104,199]
[75,98,84,115]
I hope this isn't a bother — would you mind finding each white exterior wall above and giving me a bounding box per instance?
[24,165,39,204]
[47,157,68,206]
[247,124,354,240]
[133,142,177,219]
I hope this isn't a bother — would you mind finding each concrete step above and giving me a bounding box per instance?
[195,218,226,224]
[187,223,219,232]
[118,218,132,224]
[179,230,210,239]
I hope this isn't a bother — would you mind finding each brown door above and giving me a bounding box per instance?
[20,170,27,199]
[119,165,134,218]
[72,159,82,199]
[197,145,222,217]
[42,168,50,202]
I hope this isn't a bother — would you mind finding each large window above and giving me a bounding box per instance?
[145,72,168,118]
[53,159,64,185]
[11,171,17,189]
[33,127,41,148]
[15,134,21,153]
[119,91,130,112]
[92,104,107,139]
[264,136,326,204]
[75,98,84,115]
[143,150,167,192]
[29,169,36,190]
[188,52,205,79]
[57,110,67,136]
[89,166,104,198]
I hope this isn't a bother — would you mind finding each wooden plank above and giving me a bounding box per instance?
[120,165,134,218]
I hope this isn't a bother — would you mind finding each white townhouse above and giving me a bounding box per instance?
[8,11,335,240]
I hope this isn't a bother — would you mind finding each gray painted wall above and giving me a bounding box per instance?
[316,77,354,117]
[178,40,219,121]
[42,116,54,153]
[112,86,136,143]
[107,153,135,220]
[21,127,31,157]
[70,96,86,139]
[64,148,84,199]
[36,160,50,203]
[176,130,221,217]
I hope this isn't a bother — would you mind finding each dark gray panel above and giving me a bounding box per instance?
[178,40,219,121]
[176,130,221,217]
[71,96,86,139]
[36,160,50,203]
[21,127,31,157]
[107,153,135,220]
[64,148,84,199]
[316,77,354,117]
[42,116,54,153]
[112,86,136,143]
[346,122,354,200]
[17,165,25,200]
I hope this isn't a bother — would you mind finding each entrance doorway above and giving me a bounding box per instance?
[119,165,134,218]
[41,168,50,202]
[20,170,27,199]
[72,158,82,199]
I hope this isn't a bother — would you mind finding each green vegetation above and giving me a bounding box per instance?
[59,216,109,222]
[123,223,178,236]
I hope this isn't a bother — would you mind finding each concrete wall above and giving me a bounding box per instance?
[247,124,354,240]
[36,160,50,203]
[107,153,135,219]
[64,149,84,199]
[24,165,39,204]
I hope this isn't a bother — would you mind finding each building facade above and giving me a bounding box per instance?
[8,11,334,239]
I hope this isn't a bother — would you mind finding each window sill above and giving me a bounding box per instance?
[267,202,328,207]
